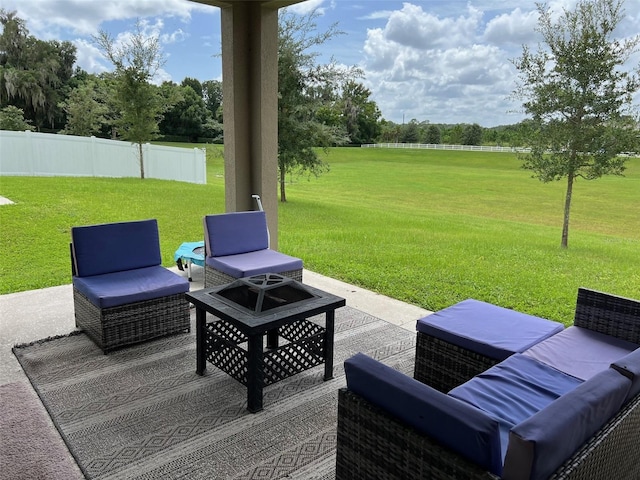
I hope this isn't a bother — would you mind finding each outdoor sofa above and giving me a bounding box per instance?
[336,288,640,479]
[71,219,190,353]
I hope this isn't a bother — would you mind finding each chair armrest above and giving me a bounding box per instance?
[335,388,499,480]
[574,288,640,345]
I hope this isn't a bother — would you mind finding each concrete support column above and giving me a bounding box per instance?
[220,3,279,248]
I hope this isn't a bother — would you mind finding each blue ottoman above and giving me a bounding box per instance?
[414,299,564,392]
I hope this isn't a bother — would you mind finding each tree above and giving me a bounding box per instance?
[0,105,34,130]
[159,82,209,142]
[277,9,360,202]
[181,77,202,97]
[0,9,76,130]
[377,120,401,143]
[59,76,108,136]
[202,79,223,122]
[425,124,441,144]
[512,0,640,248]
[340,80,381,144]
[400,119,420,143]
[462,123,483,145]
[94,21,170,178]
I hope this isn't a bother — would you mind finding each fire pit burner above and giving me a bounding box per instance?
[208,273,316,314]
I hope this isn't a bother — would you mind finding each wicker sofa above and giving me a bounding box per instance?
[336,288,640,480]
[71,219,190,353]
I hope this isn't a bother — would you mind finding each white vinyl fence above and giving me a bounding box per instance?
[362,143,530,153]
[0,130,207,184]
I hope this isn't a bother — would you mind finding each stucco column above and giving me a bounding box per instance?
[189,0,304,248]
[220,2,279,248]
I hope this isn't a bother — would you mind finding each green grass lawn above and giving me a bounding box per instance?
[1,146,638,325]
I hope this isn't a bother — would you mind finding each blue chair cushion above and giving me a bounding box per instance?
[523,326,639,381]
[416,299,564,361]
[73,266,189,308]
[203,211,269,257]
[205,249,303,278]
[72,219,161,277]
[611,348,640,402]
[345,353,503,476]
[502,368,631,480]
[449,354,583,461]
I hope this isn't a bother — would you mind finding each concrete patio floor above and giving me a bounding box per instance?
[0,266,431,386]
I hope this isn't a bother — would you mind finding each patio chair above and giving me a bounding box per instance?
[71,219,190,353]
[203,211,303,287]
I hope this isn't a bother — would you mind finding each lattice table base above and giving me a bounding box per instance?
[204,319,326,388]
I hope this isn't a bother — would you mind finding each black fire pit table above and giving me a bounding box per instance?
[186,273,346,412]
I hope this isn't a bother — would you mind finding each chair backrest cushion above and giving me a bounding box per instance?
[345,352,503,476]
[523,326,639,381]
[203,211,269,257]
[502,368,631,480]
[72,219,161,277]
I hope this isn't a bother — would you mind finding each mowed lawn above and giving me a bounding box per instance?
[1,146,638,325]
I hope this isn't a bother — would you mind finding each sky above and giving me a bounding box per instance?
[3,0,640,127]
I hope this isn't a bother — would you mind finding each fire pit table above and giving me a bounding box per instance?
[186,273,346,412]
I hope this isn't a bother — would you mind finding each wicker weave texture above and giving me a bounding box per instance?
[574,288,640,345]
[413,332,499,392]
[204,265,302,288]
[73,288,190,353]
[336,388,498,480]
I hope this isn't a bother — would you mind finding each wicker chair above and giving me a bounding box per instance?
[203,211,303,287]
[336,288,640,480]
[71,219,190,353]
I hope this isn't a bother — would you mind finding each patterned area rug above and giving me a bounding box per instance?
[13,306,416,480]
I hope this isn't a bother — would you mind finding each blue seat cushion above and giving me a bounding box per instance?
[205,249,303,278]
[502,368,631,480]
[203,211,269,257]
[416,299,564,361]
[73,266,189,308]
[345,353,503,476]
[449,354,583,461]
[611,348,640,402]
[523,326,639,381]
[72,219,161,277]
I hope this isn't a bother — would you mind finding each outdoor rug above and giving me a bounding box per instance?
[13,306,416,480]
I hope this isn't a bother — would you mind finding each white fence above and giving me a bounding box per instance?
[0,130,207,184]
[362,143,530,153]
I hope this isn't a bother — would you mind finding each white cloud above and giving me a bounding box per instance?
[2,0,203,37]
[287,0,329,16]
[361,3,529,126]
[382,3,483,50]
[483,8,539,46]
[72,38,109,74]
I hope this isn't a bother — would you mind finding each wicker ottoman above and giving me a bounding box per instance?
[414,299,564,392]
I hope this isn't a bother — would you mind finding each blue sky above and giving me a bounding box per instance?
[5,0,640,127]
